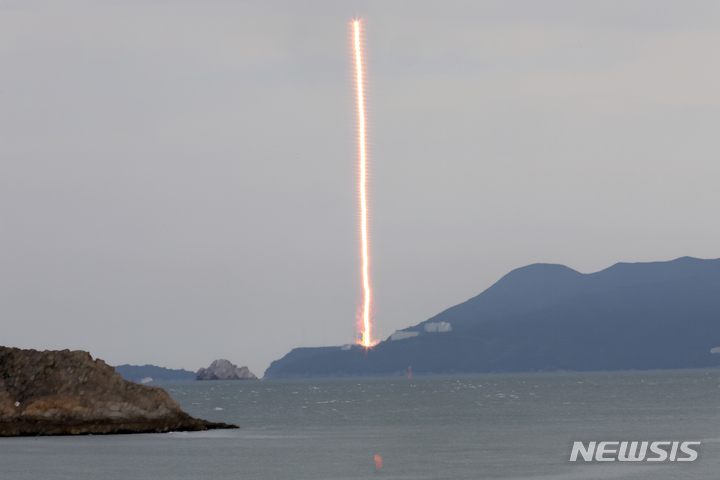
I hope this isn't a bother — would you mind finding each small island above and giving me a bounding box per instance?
[113,364,196,384]
[0,346,238,436]
[196,359,258,380]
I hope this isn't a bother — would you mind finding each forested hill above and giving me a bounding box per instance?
[264,257,720,378]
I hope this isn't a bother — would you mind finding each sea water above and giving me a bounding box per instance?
[2,369,720,479]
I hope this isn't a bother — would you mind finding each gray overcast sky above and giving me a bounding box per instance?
[1,0,719,376]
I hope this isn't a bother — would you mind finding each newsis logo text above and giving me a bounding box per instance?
[570,441,700,462]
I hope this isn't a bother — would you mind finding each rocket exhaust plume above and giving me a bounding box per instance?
[353,20,374,347]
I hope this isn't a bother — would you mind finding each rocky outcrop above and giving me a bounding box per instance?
[0,346,238,436]
[196,359,258,380]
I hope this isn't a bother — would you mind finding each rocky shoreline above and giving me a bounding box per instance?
[0,346,238,436]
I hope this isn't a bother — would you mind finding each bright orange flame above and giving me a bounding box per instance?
[354,20,373,347]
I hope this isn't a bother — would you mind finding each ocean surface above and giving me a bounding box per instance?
[2,369,720,479]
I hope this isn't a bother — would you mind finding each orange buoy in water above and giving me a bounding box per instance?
[374,455,383,468]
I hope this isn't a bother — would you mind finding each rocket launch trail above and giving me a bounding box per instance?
[353,20,373,347]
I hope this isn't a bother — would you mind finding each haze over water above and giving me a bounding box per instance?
[1,369,719,479]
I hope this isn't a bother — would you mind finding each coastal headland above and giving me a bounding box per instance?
[265,257,720,378]
[0,346,238,436]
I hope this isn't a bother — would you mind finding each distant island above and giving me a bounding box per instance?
[113,360,259,383]
[264,256,720,378]
[197,359,258,380]
[114,364,196,384]
[0,347,238,436]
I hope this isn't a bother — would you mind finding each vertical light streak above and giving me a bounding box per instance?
[354,20,372,347]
